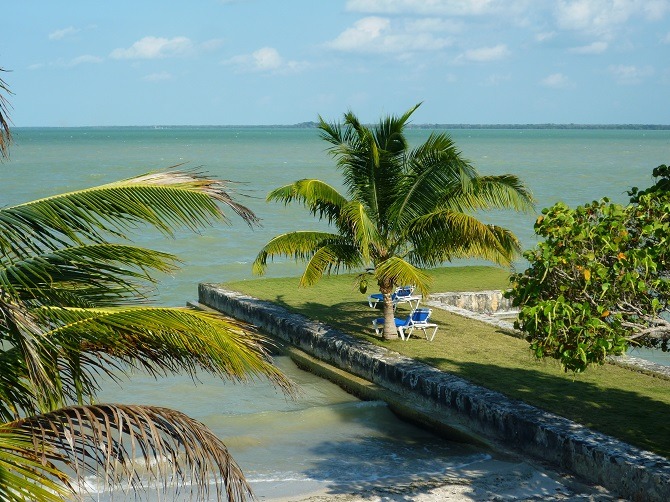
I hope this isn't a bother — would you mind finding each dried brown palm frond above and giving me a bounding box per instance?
[14,403,253,501]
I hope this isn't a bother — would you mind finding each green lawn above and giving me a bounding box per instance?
[224,266,670,458]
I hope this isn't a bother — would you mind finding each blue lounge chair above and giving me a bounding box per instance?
[367,285,420,310]
[372,308,438,341]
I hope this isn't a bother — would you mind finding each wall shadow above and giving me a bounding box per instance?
[421,356,670,457]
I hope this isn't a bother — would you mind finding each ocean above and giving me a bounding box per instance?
[5,127,670,499]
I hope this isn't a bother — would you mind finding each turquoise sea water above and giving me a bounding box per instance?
[8,127,668,303]
[5,127,670,498]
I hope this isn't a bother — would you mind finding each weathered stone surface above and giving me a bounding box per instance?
[429,290,514,313]
[198,283,670,502]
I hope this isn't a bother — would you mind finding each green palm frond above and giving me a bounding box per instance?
[0,297,58,418]
[0,426,70,501]
[475,174,535,210]
[299,242,363,287]
[0,351,37,421]
[0,244,179,307]
[392,136,473,226]
[267,179,347,222]
[337,201,380,262]
[299,246,342,287]
[443,174,536,213]
[319,108,421,232]
[373,102,418,153]
[373,257,431,296]
[407,210,522,266]
[1,304,293,420]
[0,170,257,258]
[14,403,253,501]
[252,231,343,275]
[25,306,293,407]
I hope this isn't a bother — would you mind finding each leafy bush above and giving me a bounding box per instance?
[508,165,670,372]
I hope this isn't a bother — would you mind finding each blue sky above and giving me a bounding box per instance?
[4,0,670,126]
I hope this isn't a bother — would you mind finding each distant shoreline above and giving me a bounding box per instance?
[13,123,670,130]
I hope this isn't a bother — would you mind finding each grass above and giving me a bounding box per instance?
[224,266,670,459]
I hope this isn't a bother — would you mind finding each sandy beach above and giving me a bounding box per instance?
[264,455,620,501]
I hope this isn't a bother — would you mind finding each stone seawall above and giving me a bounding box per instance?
[199,283,670,502]
[429,290,514,314]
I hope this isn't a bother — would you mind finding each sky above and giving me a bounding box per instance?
[3,0,670,126]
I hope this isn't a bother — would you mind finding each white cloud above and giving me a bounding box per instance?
[326,16,452,54]
[662,32,670,43]
[28,55,102,70]
[201,38,225,51]
[327,17,390,50]
[66,55,103,67]
[405,17,464,34]
[252,47,283,70]
[485,73,511,85]
[457,44,510,62]
[110,36,193,59]
[535,31,556,42]
[608,64,654,84]
[541,72,573,88]
[345,0,514,16]
[49,26,79,40]
[223,47,308,73]
[555,0,670,38]
[569,41,608,53]
[142,72,173,82]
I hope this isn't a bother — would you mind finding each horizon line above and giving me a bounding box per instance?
[12,123,670,130]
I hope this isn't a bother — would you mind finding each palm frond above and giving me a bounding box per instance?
[373,257,431,296]
[0,244,179,307]
[299,242,363,287]
[0,170,257,258]
[0,351,38,421]
[252,231,342,275]
[337,201,380,262]
[406,209,522,267]
[1,306,293,418]
[439,174,536,213]
[32,306,292,406]
[393,133,476,227]
[0,297,58,418]
[374,102,419,153]
[0,426,70,501]
[319,110,411,232]
[14,403,253,501]
[267,179,347,222]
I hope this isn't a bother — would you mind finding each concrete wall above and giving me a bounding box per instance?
[198,284,670,502]
[429,290,514,314]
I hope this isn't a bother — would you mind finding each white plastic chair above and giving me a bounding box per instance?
[372,308,438,341]
[367,285,421,310]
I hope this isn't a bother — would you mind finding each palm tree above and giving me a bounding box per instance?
[0,67,294,501]
[253,104,534,339]
[0,170,293,501]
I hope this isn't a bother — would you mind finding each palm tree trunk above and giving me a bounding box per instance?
[381,290,398,340]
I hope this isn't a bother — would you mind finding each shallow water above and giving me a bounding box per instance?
[92,356,594,500]
[92,356,489,499]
